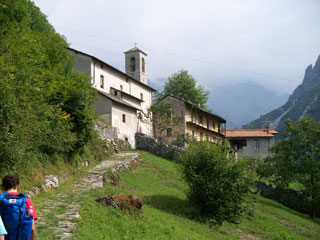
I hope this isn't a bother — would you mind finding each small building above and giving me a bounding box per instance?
[226,129,279,159]
[69,47,156,148]
[159,95,226,145]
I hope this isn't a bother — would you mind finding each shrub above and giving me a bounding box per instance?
[0,0,96,172]
[181,141,253,226]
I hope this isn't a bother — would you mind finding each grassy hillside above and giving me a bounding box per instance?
[70,152,320,240]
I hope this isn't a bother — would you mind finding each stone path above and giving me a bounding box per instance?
[36,152,140,239]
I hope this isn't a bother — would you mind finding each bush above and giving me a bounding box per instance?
[181,141,253,226]
[0,0,96,172]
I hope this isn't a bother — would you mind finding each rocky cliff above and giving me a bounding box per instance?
[243,55,320,134]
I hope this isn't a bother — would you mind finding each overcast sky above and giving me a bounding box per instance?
[33,0,320,95]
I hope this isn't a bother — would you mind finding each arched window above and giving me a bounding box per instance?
[130,57,136,72]
[142,57,145,73]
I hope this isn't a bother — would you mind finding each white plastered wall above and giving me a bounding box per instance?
[111,103,138,148]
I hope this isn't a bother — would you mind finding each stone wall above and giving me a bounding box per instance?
[135,133,183,162]
[94,122,118,140]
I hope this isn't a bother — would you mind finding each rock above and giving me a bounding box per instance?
[33,187,40,195]
[41,184,47,192]
[81,161,89,167]
[94,122,118,140]
[96,194,143,212]
[112,140,119,153]
[45,175,59,188]
[24,191,35,197]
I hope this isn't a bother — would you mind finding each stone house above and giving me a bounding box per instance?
[159,95,227,145]
[226,129,279,159]
[69,47,156,148]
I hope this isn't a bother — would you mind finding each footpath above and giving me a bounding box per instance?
[35,152,140,239]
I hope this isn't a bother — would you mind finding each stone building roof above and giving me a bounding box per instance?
[97,90,141,111]
[162,94,226,123]
[124,47,148,56]
[226,129,278,138]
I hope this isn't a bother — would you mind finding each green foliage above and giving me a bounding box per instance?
[257,116,320,218]
[139,102,183,141]
[0,0,96,172]
[158,70,209,109]
[35,151,320,239]
[181,141,253,226]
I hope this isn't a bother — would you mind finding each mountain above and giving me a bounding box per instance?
[243,55,320,133]
[209,81,289,128]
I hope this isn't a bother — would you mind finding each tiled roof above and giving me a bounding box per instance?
[226,129,279,138]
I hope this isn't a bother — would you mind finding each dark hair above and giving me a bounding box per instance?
[2,175,20,191]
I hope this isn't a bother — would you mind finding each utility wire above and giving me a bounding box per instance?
[57,26,301,84]
[70,40,292,97]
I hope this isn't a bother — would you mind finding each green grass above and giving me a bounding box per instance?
[71,152,320,240]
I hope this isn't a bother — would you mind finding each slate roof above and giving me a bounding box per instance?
[225,129,279,138]
[162,94,226,123]
[68,47,155,91]
[124,47,148,56]
[97,90,141,111]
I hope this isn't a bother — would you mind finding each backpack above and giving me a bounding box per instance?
[0,192,33,240]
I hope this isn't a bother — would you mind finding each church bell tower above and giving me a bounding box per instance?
[124,46,147,84]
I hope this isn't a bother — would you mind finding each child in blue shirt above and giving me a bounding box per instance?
[0,216,7,240]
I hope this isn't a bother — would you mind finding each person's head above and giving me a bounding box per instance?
[1,175,20,191]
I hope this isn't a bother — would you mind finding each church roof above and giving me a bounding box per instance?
[97,90,141,111]
[124,47,147,56]
[68,47,155,91]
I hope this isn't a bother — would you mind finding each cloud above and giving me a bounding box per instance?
[34,0,320,94]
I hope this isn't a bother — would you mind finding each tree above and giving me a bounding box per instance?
[138,102,183,141]
[0,0,95,172]
[181,141,252,226]
[258,117,320,218]
[159,70,209,109]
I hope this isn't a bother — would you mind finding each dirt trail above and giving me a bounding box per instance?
[36,152,140,239]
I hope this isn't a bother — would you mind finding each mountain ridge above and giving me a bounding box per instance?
[243,55,320,133]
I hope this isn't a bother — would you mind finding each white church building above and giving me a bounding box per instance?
[69,47,156,148]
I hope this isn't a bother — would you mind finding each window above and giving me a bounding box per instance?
[142,57,145,73]
[218,124,221,133]
[140,93,143,100]
[199,115,203,125]
[191,112,194,122]
[192,130,195,140]
[200,132,203,141]
[255,140,259,150]
[213,121,216,130]
[207,119,210,129]
[125,137,128,142]
[206,134,209,141]
[167,128,172,137]
[130,57,136,72]
[120,85,123,91]
[122,114,126,123]
[100,75,104,89]
[100,64,103,69]
[126,78,129,83]
[114,90,118,96]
